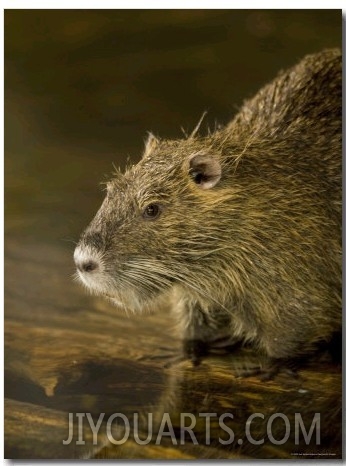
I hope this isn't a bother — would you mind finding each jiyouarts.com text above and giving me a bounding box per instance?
[62,412,321,446]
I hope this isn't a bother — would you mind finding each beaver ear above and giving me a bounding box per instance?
[188,153,222,189]
[143,132,159,159]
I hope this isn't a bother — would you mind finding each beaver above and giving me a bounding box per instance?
[74,49,341,376]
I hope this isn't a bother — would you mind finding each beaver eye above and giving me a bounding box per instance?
[142,203,161,220]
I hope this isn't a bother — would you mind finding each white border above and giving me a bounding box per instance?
[1,5,344,466]
[2,1,346,9]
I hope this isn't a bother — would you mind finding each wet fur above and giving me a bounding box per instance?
[76,49,341,363]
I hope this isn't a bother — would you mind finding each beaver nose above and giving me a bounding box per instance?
[76,259,99,273]
[74,246,100,273]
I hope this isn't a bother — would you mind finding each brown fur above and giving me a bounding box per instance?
[74,49,341,362]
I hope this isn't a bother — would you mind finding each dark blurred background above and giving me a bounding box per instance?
[5,9,341,245]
